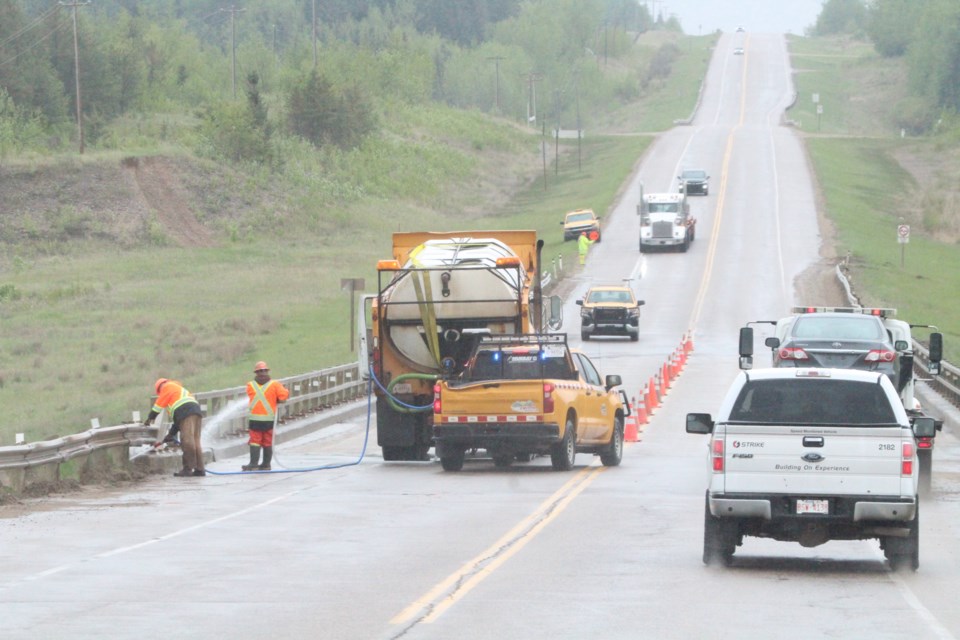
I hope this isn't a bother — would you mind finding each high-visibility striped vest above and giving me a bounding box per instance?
[249,380,279,420]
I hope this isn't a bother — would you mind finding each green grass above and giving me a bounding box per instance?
[805,137,960,360]
[788,36,906,136]
[0,33,707,446]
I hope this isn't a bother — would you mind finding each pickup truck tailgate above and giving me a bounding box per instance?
[719,425,908,495]
[437,381,545,420]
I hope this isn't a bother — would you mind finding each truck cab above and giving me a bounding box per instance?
[637,191,695,252]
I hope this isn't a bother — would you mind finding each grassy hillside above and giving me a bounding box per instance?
[0,29,711,445]
[788,36,960,361]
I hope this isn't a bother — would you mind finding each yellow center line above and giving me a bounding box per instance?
[390,465,605,626]
[689,38,750,330]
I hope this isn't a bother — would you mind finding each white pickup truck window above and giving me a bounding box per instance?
[728,379,897,426]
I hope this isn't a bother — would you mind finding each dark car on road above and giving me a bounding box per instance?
[677,169,709,196]
[771,311,898,383]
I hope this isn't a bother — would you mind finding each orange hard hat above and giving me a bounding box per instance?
[254,361,269,372]
[154,378,168,393]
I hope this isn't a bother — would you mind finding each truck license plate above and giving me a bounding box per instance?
[796,499,829,515]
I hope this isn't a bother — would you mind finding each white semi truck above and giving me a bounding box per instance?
[637,185,696,253]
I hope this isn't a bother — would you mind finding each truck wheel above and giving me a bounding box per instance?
[382,446,404,461]
[515,452,533,462]
[440,447,466,472]
[703,494,736,566]
[551,417,577,471]
[493,453,513,468]
[680,235,690,253]
[629,332,639,342]
[886,503,920,572]
[639,243,648,253]
[599,415,624,467]
[581,330,590,341]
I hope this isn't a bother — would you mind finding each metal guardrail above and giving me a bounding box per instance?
[0,363,366,487]
[836,260,959,408]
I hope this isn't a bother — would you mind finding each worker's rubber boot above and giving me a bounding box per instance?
[259,446,272,471]
[241,446,260,471]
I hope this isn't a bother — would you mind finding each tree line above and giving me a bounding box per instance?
[813,0,960,134]
[0,0,666,164]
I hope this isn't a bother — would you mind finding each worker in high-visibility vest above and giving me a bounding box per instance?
[242,361,290,472]
[144,378,205,477]
[578,231,596,265]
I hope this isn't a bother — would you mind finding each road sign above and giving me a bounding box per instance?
[897,224,910,244]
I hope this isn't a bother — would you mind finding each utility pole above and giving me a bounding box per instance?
[487,56,504,112]
[61,1,89,154]
[221,6,245,99]
[312,0,318,68]
[523,72,543,127]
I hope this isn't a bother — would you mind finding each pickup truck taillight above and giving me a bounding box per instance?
[433,383,442,414]
[712,438,724,472]
[778,347,809,361]
[864,349,896,363]
[917,436,934,450]
[902,441,914,476]
[543,383,555,414]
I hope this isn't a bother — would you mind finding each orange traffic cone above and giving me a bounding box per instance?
[647,376,659,412]
[624,398,639,443]
[635,395,649,426]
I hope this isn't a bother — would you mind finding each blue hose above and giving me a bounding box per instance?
[205,377,374,476]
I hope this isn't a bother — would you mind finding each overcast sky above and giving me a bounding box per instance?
[644,0,825,36]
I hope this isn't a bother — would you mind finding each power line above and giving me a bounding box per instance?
[0,3,60,49]
[0,14,69,71]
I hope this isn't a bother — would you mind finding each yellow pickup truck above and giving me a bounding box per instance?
[432,334,630,471]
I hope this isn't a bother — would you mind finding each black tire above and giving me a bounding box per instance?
[680,235,690,253]
[581,331,590,341]
[599,415,624,467]
[629,332,639,342]
[886,503,920,572]
[639,243,647,253]
[515,452,533,463]
[440,447,465,472]
[492,453,513,468]
[382,446,403,461]
[703,493,736,566]
[551,417,577,471]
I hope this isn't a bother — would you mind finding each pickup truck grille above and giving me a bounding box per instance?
[594,308,627,323]
[652,221,674,238]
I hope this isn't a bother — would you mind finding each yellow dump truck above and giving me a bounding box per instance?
[432,334,630,471]
[360,232,562,461]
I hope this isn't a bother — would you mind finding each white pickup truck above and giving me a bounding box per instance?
[687,367,937,570]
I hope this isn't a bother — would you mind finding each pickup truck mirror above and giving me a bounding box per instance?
[575,299,583,306]
[548,295,564,330]
[928,332,943,363]
[686,413,714,434]
[894,339,909,352]
[739,328,754,370]
[637,300,646,306]
[764,336,780,349]
[912,416,936,438]
[605,374,622,390]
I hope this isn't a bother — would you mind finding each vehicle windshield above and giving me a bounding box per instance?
[566,212,594,223]
[682,171,706,180]
[791,316,886,341]
[646,203,680,213]
[728,379,897,425]
[587,289,633,304]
